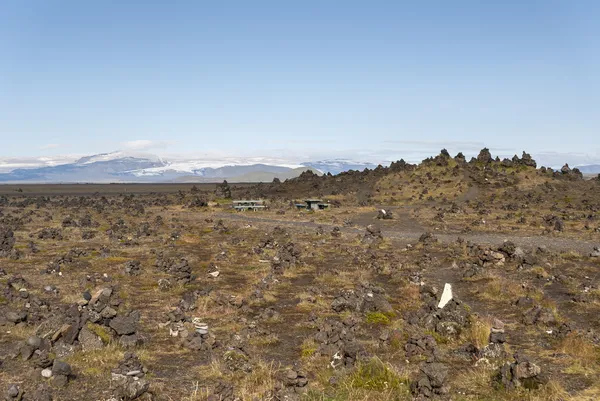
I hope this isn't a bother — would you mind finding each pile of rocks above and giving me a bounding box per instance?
[124,260,141,275]
[111,352,150,400]
[79,214,96,228]
[61,216,78,228]
[558,164,583,180]
[406,285,469,339]
[279,365,309,395]
[475,148,493,164]
[271,242,301,273]
[188,197,208,208]
[212,292,245,310]
[48,360,74,388]
[411,361,449,399]
[489,319,506,344]
[362,224,382,244]
[522,305,556,326]
[405,335,438,359]
[590,246,600,258]
[313,317,365,367]
[418,232,438,246]
[155,253,193,284]
[110,311,142,348]
[331,283,393,314]
[213,220,229,233]
[215,180,232,199]
[377,209,393,220]
[543,215,564,232]
[331,226,341,237]
[180,319,217,351]
[0,225,15,258]
[5,384,53,401]
[70,287,143,348]
[497,353,545,390]
[207,382,235,401]
[36,228,63,240]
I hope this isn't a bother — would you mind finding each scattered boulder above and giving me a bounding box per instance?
[6,384,22,400]
[110,311,140,336]
[78,326,104,351]
[51,360,73,387]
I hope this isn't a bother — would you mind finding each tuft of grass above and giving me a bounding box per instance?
[301,338,318,358]
[557,333,600,368]
[65,344,124,377]
[476,275,526,302]
[236,360,280,400]
[249,333,280,347]
[462,316,492,349]
[349,357,408,391]
[453,366,569,401]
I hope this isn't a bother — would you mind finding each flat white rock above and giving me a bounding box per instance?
[41,368,53,378]
[437,283,453,308]
[208,271,220,278]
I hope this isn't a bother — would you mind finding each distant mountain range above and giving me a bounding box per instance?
[576,164,600,174]
[0,152,378,183]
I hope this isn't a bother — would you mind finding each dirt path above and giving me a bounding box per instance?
[214,212,598,254]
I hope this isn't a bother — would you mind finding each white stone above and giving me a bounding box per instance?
[41,368,53,378]
[208,271,220,278]
[437,283,453,309]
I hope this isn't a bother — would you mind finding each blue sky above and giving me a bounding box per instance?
[0,1,598,165]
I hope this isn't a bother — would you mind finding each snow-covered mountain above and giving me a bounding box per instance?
[302,159,380,174]
[0,152,371,183]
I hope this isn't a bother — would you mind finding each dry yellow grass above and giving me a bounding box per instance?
[463,316,493,349]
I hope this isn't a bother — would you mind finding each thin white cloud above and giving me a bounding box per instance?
[39,143,60,150]
[121,140,172,151]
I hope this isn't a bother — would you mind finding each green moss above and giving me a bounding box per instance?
[86,323,112,344]
[424,330,447,344]
[365,311,391,325]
